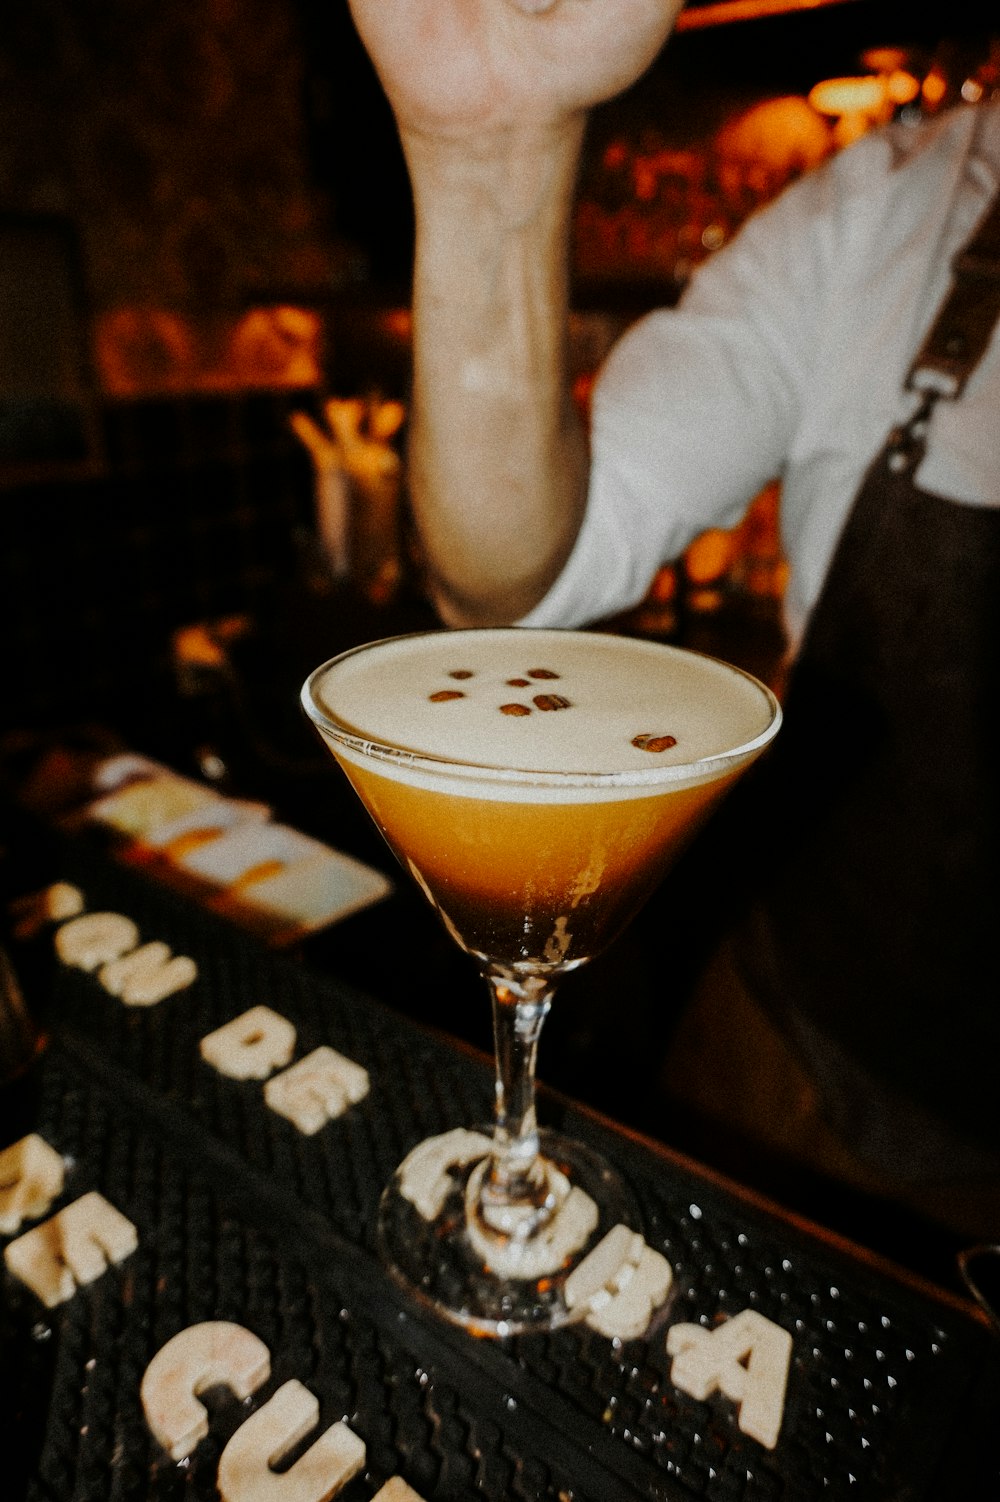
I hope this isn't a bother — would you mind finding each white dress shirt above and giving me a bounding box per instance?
[522,100,1000,649]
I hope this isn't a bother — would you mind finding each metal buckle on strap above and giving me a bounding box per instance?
[901,190,1000,401]
[906,365,960,399]
[886,388,939,474]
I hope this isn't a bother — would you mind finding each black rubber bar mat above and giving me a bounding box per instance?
[1,832,999,1501]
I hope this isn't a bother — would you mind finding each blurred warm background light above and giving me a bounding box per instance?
[676,0,863,33]
[808,75,887,115]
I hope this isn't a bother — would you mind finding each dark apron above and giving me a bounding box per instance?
[731,185,1000,1171]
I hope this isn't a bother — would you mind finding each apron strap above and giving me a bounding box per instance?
[905,187,1000,399]
[886,185,1000,474]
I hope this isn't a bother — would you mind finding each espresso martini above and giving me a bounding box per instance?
[304,628,778,975]
[302,628,780,1334]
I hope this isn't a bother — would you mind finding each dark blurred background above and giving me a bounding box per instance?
[1,0,996,1285]
[2,0,995,737]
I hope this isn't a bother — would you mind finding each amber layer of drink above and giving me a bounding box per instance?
[340,758,738,971]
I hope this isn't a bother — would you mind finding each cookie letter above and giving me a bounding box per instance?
[396,1129,492,1221]
[667,1308,793,1450]
[141,1321,272,1461]
[4,1191,137,1307]
[263,1047,369,1134]
[217,1380,365,1502]
[55,912,139,971]
[0,1134,65,1234]
[200,1007,297,1080]
[100,942,198,1006]
[565,1224,674,1341]
[372,1481,427,1501]
[10,882,84,940]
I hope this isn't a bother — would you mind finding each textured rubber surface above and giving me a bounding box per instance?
[1,838,998,1500]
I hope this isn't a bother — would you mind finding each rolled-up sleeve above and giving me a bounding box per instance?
[522,158,838,629]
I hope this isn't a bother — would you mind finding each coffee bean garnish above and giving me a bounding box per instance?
[500,703,531,716]
[449,670,474,679]
[528,668,560,680]
[533,694,572,712]
[506,678,530,687]
[429,690,466,703]
[632,733,677,752]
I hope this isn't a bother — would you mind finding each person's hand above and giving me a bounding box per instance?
[348,0,682,140]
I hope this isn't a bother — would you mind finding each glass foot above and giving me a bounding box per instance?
[375,1126,639,1336]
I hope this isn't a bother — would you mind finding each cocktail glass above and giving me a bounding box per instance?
[302,628,780,1335]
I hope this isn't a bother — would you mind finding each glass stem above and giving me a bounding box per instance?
[481,970,555,1220]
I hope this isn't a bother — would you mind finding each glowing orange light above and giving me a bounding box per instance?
[381,309,413,341]
[649,566,677,604]
[807,76,886,117]
[685,529,737,586]
[885,69,919,105]
[675,0,855,31]
[922,71,948,107]
[861,47,909,73]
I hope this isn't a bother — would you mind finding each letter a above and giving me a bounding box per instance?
[667,1308,793,1449]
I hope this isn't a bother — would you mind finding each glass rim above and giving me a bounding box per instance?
[300,630,782,790]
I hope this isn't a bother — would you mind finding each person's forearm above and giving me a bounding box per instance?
[402,118,589,625]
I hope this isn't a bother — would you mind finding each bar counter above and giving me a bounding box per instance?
[1,816,998,1502]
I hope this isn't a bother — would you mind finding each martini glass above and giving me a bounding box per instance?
[302,628,780,1335]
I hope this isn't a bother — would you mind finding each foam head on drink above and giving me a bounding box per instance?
[303,630,780,973]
